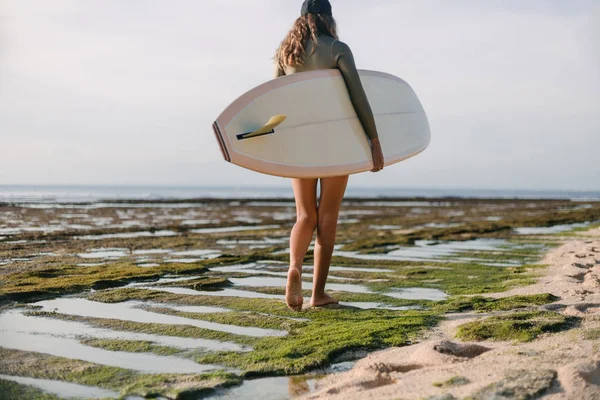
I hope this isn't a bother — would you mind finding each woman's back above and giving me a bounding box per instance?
[276,35,378,141]
[282,35,338,74]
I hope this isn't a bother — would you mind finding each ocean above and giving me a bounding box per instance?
[0,185,599,203]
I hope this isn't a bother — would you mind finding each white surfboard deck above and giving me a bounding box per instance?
[213,69,430,178]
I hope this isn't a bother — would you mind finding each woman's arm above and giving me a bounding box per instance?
[333,40,384,171]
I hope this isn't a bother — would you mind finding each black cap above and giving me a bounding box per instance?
[301,0,332,16]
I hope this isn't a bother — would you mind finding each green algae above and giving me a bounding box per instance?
[196,310,439,376]
[364,262,547,296]
[583,328,600,340]
[456,311,580,342]
[0,256,243,303]
[24,311,257,346]
[28,292,438,377]
[147,308,308,331]
[432,294,559,313]
[153,276,232,290]
[432,375,470,388]
[0,379,62,400]
[80,338,183,356]
[0,348,241,398]
[89,287,427,311]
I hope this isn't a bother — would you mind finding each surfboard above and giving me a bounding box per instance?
[213,69,430,178]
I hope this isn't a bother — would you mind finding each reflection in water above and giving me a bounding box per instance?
[334,238,543,267]
[1,309,247,352]
[210,361,354,399]
[76,230,177,240]
[0,313,226,374]
[514,222,590,235]
[191,225,280,234]
[33,298,285,337]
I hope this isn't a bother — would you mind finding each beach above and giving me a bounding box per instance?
[0,196,599,399]
[303,228,600,400]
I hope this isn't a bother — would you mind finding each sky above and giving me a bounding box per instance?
[0,0,598,190]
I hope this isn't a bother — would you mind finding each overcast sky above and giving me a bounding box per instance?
[1,0,598,190]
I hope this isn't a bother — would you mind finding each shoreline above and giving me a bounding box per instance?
[302,228,600,400]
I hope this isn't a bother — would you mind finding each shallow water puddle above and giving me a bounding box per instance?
[369,225,403,230]
[143,286,287,300]
[32,298,285,338]
[22,202,210,209]
[165,256,221,263]
[171,249,222,257]
[0,374,124,399]
[320,266,394,273]
[76,230,177,240]
[339,302,422,311]
[125,275,203,287]
[192,225,280,234]
[216,238,287,246]
[514,222,590,235]
[76,262,107,267]
[146,303,230,314]
[385,287,448,301]
[181,219,214,225]
[228,276,447,301]
[0,226,65,235]
[213,263,394,275]
[357,201,451,207]
[245,201,296,207]
[143,286,420,311]
[233,216,263,224]
[210,264,372,282]
[420,222,464,229]
[338,219,360,224]
[1,309,245,353]
[0,312,227,374]
[335,239,535,266]
[209,361,355,400]
[229,277,371,294]
[133,249,173,255]
[78,248,129,259]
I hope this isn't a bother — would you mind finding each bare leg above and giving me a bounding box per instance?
[287,178,318,311]
[311,175,349,307]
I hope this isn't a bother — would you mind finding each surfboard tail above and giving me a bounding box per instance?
[212,121,231,162]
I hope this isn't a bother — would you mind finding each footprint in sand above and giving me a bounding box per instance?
[572,262,595,269]
[432,340,491,358]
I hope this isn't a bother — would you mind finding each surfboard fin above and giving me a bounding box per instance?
[236,115,287,140]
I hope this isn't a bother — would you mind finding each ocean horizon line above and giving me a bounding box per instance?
[1,184,599,203]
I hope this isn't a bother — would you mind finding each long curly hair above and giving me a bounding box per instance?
[275,13,338,69]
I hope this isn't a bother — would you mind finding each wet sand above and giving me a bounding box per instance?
[302,228,600,400]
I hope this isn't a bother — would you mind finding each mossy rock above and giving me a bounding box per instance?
[465,369,556,400]
[456,311,579,342]
[433,294,559,313]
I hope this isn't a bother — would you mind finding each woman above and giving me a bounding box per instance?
[275,0,384,311]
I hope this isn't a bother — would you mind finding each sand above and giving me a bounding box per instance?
[303,229,600,400]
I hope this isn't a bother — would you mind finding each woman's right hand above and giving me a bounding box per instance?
[370,137,384,172]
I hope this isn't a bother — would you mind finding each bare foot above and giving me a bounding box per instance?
[310,293,339,307]
[286,268,303,311]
